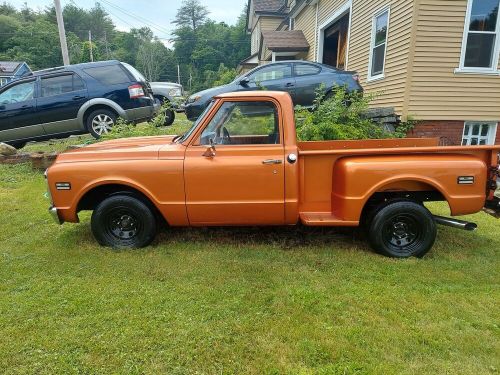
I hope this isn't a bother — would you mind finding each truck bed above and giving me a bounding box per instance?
[297,138,500,225]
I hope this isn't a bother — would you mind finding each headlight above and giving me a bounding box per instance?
[188,95,201,104]
[169,88,182,97]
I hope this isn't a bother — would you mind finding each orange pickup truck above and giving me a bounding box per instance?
[46,91,500,258]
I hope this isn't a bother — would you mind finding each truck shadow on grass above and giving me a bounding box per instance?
[156,225,368,251]
[59,220,371,253]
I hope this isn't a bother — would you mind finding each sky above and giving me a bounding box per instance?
[6,0,248,40]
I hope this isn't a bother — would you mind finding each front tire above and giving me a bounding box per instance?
[91,195,157,249]
[154,97,175,126]
[86,109,117,138]
[164,108,175,126]
[368,201,436,258]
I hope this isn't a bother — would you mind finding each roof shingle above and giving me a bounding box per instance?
[253,0,286,13]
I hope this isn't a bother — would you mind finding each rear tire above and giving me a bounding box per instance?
[86,109,117,139]
[91,195,157,249]
[368,201,436,258]
[7,141,26,150]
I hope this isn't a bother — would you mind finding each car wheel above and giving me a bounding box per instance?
[91,195,157,249]
[368,201,436,258]
[164,108,175,126]
[86,109,117,138]
[154,97,175,126]
[7,141,26,150]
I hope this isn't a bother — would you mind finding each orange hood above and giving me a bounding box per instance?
[55,135,180,163]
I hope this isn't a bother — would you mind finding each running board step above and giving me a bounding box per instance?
[300,212,358,227]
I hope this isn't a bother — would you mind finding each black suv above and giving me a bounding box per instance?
[0,60,159,148]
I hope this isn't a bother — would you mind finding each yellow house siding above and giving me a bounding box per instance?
[294,4,317,61]
[408,0,500,121]
[251,21,261,55]
[260,17,283,31]
[348,0,413,114]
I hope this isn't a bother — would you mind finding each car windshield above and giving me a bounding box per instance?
[176,101,215,143]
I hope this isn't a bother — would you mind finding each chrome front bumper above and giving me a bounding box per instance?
[49,206,63,225]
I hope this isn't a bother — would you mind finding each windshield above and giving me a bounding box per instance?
[122,62,147,82]
[176,101,216,143]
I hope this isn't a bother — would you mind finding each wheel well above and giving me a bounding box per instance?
[361,189,447,224]
[83,105,119,127]
[77,184,166,224]
[153,95,170,103]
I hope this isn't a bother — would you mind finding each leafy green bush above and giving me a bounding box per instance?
[295,87,413,141]
[98,102,181,142]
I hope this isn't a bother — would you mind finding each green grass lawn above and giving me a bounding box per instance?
[1,121,499,374]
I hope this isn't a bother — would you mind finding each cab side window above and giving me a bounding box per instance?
[0,81,35,105]
[200,101,279,146]
[40,74,85,97]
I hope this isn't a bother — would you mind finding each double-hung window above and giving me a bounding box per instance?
[458,0,500,73]
[368,7,390,81]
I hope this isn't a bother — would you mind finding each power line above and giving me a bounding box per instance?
[98,0,173,37]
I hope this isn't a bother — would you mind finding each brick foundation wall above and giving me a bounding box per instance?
[408,120,500,146]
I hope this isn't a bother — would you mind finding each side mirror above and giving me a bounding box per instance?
[203,138,216,158]
[239,77,250,86]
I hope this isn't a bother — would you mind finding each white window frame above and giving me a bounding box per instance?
[462,121,498,145]
[367,6,391,82]
[455,0,500,75]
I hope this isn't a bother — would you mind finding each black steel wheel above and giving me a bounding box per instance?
[91,195,157,249]
[368,201,436,258]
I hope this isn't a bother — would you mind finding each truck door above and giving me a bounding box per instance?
[184,100,285,225]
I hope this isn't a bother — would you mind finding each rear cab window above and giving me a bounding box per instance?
[83,64,132,85]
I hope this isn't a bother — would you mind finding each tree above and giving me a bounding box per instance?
[173,0,209,31]
[0,15,20,50]
[80,41,100,63]
[136,40,168,81]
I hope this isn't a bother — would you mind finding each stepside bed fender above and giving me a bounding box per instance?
[331,154,488,221]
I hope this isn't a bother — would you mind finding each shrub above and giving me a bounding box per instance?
[295,87,413,141]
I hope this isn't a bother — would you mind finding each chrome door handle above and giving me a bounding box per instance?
[262,159,282,165]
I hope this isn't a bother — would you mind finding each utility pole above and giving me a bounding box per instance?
[54,0,70,65]
[177,64,181,85]
[104,30,110,59]
[88,30,94,62]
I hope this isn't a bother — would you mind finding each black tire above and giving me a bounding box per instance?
[7,141,26,150]
[91,195,157,249]
[86,109,117,139]
[154,97,175,126]
[368,201,436,258]
[164,108,175,126]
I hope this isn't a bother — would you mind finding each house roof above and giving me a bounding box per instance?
[0,61,24,75]
[262,30,310,52]
[253,0,286,13]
